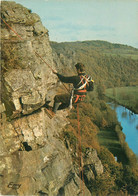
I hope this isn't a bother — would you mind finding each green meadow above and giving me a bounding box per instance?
[105,86,138,113]
[97,128,129,163]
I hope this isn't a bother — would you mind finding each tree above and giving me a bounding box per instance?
[97,82,106,99]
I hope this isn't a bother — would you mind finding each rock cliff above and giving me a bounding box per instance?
[1,1,103,195]
[1,1,57,117]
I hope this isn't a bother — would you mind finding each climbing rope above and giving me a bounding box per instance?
[77,103,85,195]
[0,16,70,94]
[0,17,23,40]
[1,16,85,193]
[35,51,70,93]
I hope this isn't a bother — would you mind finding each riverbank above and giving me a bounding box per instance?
[97,127,129,163]
[105,86,138,114]
[109,103,138,155]
[98,118,137,167]
[105,95,137,114]
[65,96,138,194]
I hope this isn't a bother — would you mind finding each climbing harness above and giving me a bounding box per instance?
[69,74,93,109]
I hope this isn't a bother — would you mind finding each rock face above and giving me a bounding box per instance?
[51,46,77,76]
[1,1,103,195]
[1,109,86,195]
[1,1,57,116]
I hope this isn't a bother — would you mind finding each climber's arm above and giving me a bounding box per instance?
[53,70,76,84]
[56,73,76,83]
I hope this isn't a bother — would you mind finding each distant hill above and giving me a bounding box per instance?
[51,40,138,60]
[51,40,138,87]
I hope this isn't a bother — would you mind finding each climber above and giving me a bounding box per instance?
[45,63,94,118]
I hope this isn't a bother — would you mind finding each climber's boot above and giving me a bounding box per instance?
[11,110,21,119]
[53,102,60,113]
[45,107,55,119]
[45,102,60,119]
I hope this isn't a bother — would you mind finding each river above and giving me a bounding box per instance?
[108,103,138,155]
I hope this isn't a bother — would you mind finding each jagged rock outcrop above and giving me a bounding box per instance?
[1,1,57,117]
[1,1,103,195]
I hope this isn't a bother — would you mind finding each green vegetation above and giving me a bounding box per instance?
[105,86,138,113]
[96,148,138,196]
[98,128,128,164]
[61,91,138,195]
[51,40,138,88]
[51,40,138,60]
[53,40,138,195]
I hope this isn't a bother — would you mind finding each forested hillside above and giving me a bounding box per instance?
[62,93,138,195]
[1,1,138,195]
[51,40,138,195]
[51,41,138,88]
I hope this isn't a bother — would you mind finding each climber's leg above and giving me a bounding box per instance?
[54,94,70,104]
[53,94,70,111]
[53,102,61,113]
[45,94,70,118]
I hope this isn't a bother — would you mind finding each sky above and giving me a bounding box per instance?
[1,0,138,48]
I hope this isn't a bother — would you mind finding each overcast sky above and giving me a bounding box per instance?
[1,0,138,48]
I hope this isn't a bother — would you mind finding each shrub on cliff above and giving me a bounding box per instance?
[97,147,138,195]
[63,92,138,195]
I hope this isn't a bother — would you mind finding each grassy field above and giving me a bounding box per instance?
[97,129,128,163]
[105,86,138,113]
[103,52,138,60]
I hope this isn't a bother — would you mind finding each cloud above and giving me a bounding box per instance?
[5,0,137,47]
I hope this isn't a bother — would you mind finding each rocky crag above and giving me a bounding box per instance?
[0,1,103,195]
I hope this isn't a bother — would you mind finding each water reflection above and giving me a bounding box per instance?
[121,111,127,118]
[108,102,138,155]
